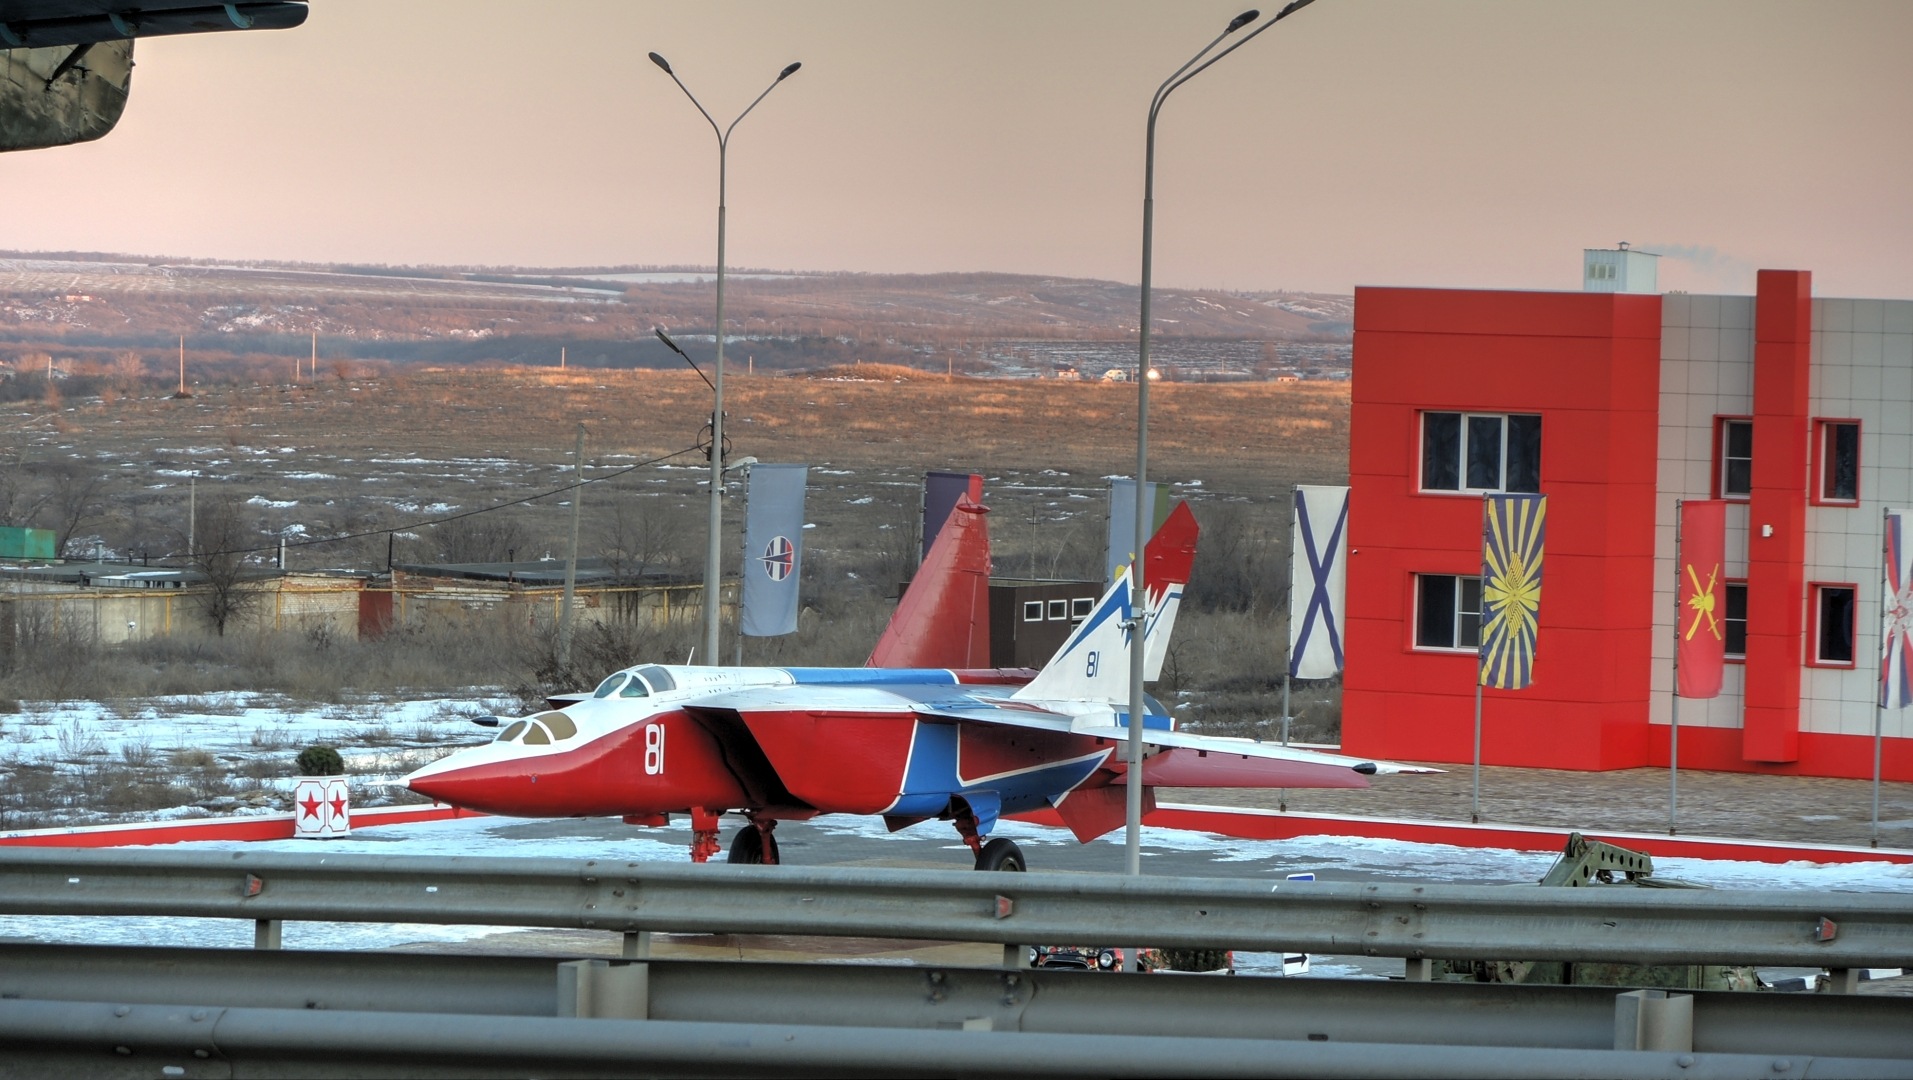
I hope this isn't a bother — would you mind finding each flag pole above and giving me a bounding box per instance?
[1282,484,1296,749]
[734,463,754,667]
[1473,492,1492,824]
[1670,499,1682,835]
[1874,700,1885,849]
[1471,678,1483,824]
[1876,504,1889,848]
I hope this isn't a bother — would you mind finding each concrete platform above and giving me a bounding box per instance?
[1163,761,1913,850]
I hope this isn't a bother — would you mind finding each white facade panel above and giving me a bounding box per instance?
[1652,295,1913,744]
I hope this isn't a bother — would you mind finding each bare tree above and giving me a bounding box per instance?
[0,449,49,527]
[33,462,108,558]
[1186,502,1286,616]
[0,458,106,557]
[431,514,531,564]
[110,350,146,395]
[595,498,686,581]
[189,492,264,637]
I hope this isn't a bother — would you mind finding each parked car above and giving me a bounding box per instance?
[1027,946,1308,976]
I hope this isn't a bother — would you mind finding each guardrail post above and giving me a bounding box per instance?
[253,919,282,950]
[1002,944,1024,971]
[557,959,649,1020]
[1613,989,1693,1052]
[1404,958,1434,982]
[623,930,651,960]
[1825,968,1860,995]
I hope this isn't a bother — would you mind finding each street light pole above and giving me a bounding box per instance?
[650,52,801,664]
[1125,1,1316,880]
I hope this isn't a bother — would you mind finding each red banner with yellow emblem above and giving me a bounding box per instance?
[1677,500,1728,699]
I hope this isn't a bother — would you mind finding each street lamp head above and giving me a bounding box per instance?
[778,61,802,80]
[653,327,682,353]
[647,51,673,75]
[1227,9,1260,32]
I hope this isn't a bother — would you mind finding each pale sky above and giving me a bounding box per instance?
[6,0,1912,298]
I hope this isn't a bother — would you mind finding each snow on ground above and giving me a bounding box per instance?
[6,809,1908,974]
[0,693,497,826]
[3,694,1911,974]
[3,693,491,767]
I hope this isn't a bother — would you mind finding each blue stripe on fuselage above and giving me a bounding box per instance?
[1117,704,1176,731]
[883,719,1107,833]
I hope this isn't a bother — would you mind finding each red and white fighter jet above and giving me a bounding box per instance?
[406,498,1419,870]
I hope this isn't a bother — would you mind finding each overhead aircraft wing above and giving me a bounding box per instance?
[2,2,308,152]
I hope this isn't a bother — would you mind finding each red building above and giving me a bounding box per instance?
[1341,266,1913,781]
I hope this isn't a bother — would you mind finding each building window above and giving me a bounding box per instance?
[1071,597,1093,621]
[1420,412,1542,493]
[1415,574,1482,650]
[1813,419,1860,505]
[1716,417,1753,500]
[1047,599,1068,620]
[1724,580,1747,661]
[1023,601,1043,622]
[1810,583,1857,667]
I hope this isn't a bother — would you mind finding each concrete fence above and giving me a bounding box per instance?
[0,577,729,651]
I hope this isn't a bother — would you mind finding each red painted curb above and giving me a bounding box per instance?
[1141,804,1913,865]
[7,801,1907,866]
[0,804,481,848]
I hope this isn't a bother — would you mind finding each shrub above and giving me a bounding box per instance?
[295,745,344,776]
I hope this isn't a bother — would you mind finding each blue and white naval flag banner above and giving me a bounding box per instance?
[1884,508,1913,710]
[1288,485,1349,680]
[741,464,808,637]
[1106,478,1172,584]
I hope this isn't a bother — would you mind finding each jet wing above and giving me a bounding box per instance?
[905,699,1434,789]
[1127,746,1370,789]
[690,683,960,714]
[688,684,1434,796]
[1067,725,1439,776]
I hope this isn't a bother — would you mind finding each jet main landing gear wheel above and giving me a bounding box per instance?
[726,819,780,864]
[974,836,1025,872]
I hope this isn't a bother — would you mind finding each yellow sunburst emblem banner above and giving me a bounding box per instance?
[1480,493,1546,690]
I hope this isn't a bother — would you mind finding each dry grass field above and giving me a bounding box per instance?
[4,365,1350,738]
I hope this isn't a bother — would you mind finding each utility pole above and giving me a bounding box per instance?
[556,424,586,673]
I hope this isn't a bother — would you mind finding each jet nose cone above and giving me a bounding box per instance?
[403,754,484,806]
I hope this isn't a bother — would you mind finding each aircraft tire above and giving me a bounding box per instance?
[727,826,778,864]
[974,837,1025,872]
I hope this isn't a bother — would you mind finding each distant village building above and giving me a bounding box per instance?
[0,557,724,650]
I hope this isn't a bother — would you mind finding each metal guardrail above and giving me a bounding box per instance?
[6,941,1910,1057]
[5,998,1909,1080]
[4,846,1913,968]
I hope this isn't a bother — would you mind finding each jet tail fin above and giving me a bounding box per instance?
[1012,501,1198,704]
[1139,502,1197,681]
[866,482,991,669]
